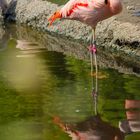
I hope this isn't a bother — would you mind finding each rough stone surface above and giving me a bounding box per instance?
[0,25,4,38]
[0,8,4,25]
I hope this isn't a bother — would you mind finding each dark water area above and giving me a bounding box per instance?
[0,23,140,140]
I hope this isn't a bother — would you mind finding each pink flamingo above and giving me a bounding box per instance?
[48,0,122,100]
[48,0,123,62]
[48,0,122,33]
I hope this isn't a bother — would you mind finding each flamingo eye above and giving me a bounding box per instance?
[105,0,108,4]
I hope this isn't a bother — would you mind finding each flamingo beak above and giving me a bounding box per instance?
[48,11,62,26]
[105,0,108,4]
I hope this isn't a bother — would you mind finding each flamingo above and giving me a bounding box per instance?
[48,0,122,53]
[48,0,122,105]
[48,0,122,30]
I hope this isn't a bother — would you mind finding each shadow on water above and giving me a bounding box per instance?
[0,23,140,140]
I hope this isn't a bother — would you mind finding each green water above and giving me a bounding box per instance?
[0,24,140,140]
[47,0,68,5]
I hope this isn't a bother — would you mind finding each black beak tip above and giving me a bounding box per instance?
[105,0,108,4]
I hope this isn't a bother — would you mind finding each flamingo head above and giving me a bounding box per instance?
[48,11,62,26]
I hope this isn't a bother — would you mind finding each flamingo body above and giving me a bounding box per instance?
[48,0,122,27]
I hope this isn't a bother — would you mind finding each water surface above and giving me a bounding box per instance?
[0,24,140,140]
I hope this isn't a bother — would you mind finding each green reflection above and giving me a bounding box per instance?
[47,0,68,5]
[125,133,140,140]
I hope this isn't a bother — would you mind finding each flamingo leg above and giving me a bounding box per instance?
[92,27,98,95]
[89,27,98,115]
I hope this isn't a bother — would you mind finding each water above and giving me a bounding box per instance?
[47,0,68,5]
[0,23,140,140]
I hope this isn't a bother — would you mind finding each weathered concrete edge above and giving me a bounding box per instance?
[0,8,4,25]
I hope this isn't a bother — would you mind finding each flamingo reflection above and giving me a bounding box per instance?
[53,115,124,140]
[52,99,140,140]
[119,99,140,134]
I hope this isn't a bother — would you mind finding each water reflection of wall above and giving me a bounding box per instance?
[0,27,8,50]
[15,25,140,75]
[0,23,140,75]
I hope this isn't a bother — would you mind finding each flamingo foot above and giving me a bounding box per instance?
[88,44,97,53]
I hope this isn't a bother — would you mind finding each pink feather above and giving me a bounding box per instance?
[48,0,122,27]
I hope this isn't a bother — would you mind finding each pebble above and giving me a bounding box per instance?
[133,11,140,17]
[127,5,135,11]
[75,110,80,113]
